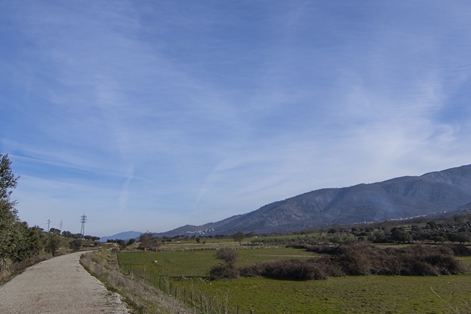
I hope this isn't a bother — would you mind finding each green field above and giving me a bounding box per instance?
[119,248,471,313]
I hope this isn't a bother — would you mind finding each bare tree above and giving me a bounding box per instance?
[233,231,245,245]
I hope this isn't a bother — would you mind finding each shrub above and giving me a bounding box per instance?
[237,243,469,281]
[215,248,238,266]
[209,264,240,280]
[447,244,471,256]
[305,245,340,255]
[210,248,240,280]
[239,257,343,280]
[239,263,266,277]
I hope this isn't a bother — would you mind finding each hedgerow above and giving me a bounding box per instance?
[235,243,468,281]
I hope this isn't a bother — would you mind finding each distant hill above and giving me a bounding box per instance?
[156,164,471,237]
[100,231,142,242]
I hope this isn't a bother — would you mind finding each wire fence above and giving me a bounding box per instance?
[120,264,251,314]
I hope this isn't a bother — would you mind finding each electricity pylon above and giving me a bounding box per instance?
[80,214,87,239]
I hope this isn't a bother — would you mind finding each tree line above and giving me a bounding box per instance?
[0,154,100,277]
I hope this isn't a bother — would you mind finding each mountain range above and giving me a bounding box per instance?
[154,164,471,237]
[99,231,142,242]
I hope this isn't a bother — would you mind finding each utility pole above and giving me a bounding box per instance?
[80,214,87,239]
[47,219,51,232]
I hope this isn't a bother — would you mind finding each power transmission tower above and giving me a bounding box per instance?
[47,219,51,232]
[59,220,63,232]
[80,214,87,239]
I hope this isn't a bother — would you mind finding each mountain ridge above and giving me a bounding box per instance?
[154,164,471,237]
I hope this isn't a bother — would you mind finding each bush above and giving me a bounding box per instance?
[239,263,266,277]
[209,264,239,280]
[239,256,344,280]
[215,248,238,266]
[237,243,469,281]
[446,244,471,256]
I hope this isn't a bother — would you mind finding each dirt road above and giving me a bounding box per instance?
[0,251,129,314]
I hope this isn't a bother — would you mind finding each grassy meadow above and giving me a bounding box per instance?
[119,247,471,313]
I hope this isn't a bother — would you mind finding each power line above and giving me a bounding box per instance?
[80,214,87,239]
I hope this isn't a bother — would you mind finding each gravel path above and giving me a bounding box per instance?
[0,251,129,314]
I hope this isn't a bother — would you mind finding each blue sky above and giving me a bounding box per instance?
[1,1,471,237]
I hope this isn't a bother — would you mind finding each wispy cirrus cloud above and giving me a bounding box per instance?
[1,0,471,235]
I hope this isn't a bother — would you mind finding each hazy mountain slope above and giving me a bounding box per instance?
[153,215,242,238]
[100,231,142,242]
[158,164,471,236]
[445,201,471,216]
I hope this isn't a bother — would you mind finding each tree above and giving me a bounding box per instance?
[0,154,19,205]
[115,239,126,249]
[0,154,20,272]
[246,231,257,238]
[138,232,159,249]
[127,238,136,246]
[426,221,438,230]
[49,228,61,235]
[9,223,46,263]
[62,230,72,238]
[139,232,154,245]
[45,233,61,257]
[69,239,82,252]
[26,226,46,256]
[210,248,239,280]
[391,228,412,244]
[431,235,446,244]
[455,232,471,244]
[233,231,245,245]
[0,154,46,272]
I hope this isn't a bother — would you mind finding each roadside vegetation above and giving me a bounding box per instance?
[0,153,100,284]
[80,248,193,314]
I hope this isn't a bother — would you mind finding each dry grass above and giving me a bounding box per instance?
[80,249,194,314]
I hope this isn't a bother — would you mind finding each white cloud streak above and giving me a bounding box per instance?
[1,0,471,235]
